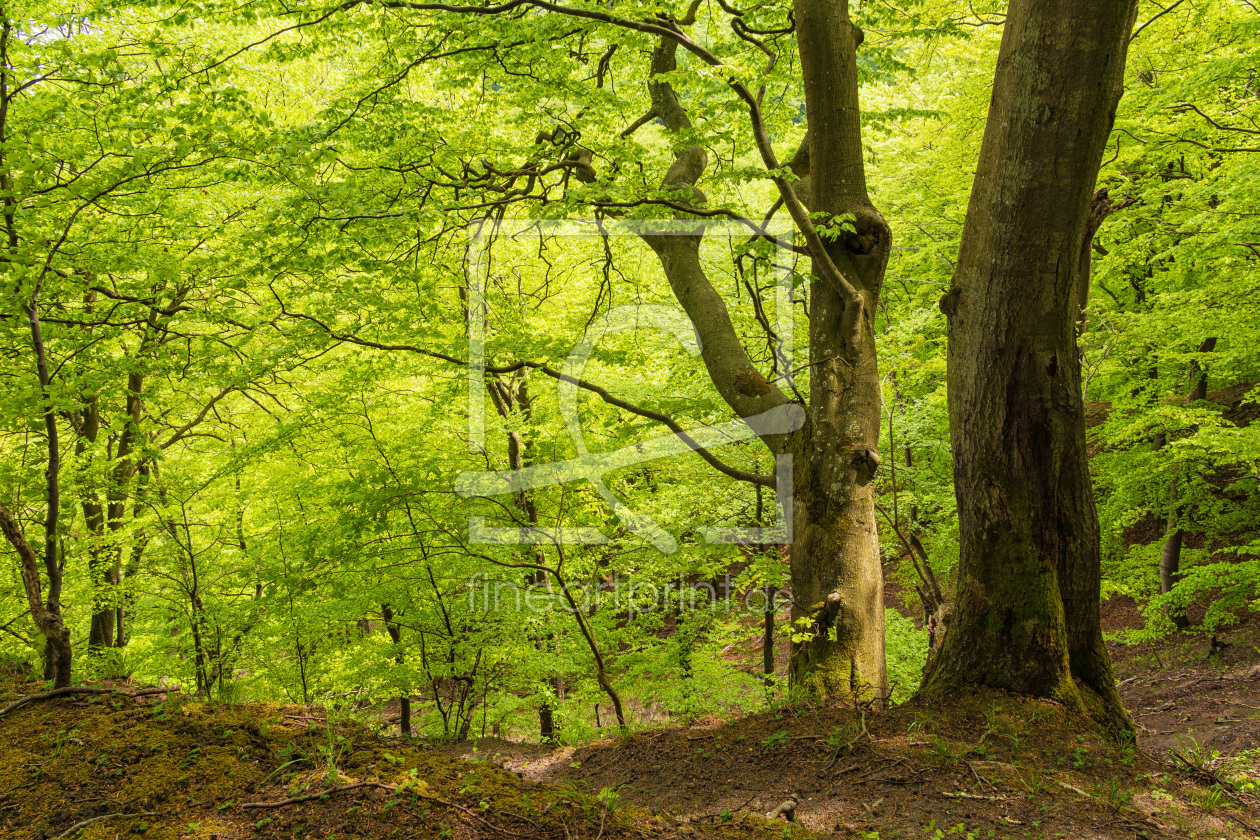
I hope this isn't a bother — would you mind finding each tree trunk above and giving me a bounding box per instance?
[382,604,411,737]
[1158,521,1189,631]
[1156,336,1216,629]
[1188,337,1217,402]
[639,0,890,699]
[0,503,72,686]
[785,0,889,700]
[920,0,1138,730]
[763,584,775,684]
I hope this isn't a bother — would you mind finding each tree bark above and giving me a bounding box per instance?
[1074,189,1134,336]
[633,1,889,699]
[920,0,1138,730]
[0,503,71,687]
[1188,337,1217,402]
[1158,520,1189,631]
[763,584,775,684]
[382,604,411,737]
[1156,336,1217,629]
[785,0,889,700]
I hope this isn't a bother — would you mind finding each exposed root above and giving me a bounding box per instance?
[0,685,179,717]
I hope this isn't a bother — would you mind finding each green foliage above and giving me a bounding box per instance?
[0,0,1254,745]
[885,608,928,702]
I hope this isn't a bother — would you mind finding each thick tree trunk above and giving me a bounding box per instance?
[920,0,1138,730]
[789,361,886,699]
[623,0,887,700]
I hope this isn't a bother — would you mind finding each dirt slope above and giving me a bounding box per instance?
[0,670,819,840]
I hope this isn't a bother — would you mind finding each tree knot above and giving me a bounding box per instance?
[853,447,881,485]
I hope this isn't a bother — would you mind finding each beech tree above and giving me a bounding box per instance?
[224,0,1141,704]
[229,0,901,698]
[919,0,1140,727]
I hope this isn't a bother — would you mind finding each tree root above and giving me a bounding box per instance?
[0,685,179,717]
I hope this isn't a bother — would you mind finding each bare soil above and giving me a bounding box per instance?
[428,600,1260,840]
[4,599,1256,840]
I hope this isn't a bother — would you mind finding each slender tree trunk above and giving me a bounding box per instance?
[100,372,145,648]
[920,0,1138,730]
[1158,518,1189,631]
[763,584,775,684]
[491,377,560,741]
[786,0,889,700]
[1156,336,1216,629]
[0,14,69,686]
[382,604,411,737]
[1188,337,1217,403]
[0,503,72,686]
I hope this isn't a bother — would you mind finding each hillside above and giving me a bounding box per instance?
[0,669,809,840]
[7,654,1258,840]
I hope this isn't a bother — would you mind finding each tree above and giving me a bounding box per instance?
[919,0,1139,728]
[231,0,903,700]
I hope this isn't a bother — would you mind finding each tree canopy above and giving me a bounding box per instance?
[1,0,1257,742]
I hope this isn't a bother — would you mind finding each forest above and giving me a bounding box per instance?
[0,0,1258,837]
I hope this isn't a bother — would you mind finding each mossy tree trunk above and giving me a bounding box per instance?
[919,0,1139,730]
[784,0,890,700]
[636,0,891,700]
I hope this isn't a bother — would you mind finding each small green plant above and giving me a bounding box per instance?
[459,772,481,796]
[318,714,351,784]
[931,734,960,766]
[1172,735,1218,772]
[596,786,621,815]
[1098,777,1132,810]
[1195,784,1226,812]
[761,730,789,753]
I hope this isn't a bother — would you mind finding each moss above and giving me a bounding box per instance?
[0,675,818,840]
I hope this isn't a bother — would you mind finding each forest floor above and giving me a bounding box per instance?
[3,605,1257,840]
[0,665,809,840]
[429,600,1260,840]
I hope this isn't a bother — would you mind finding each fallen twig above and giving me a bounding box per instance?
[942,791,1007,802]
[0,685,178,717]
[858,758,907,780]
[53,811,157,839]
[964,759,992,789]
[241,781,539,837]
[1056,780,1088,797]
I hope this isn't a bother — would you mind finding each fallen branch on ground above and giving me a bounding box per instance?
[240,781,539,837]
[53,811,157,839]
[942,791,1007,802]
[0,685,179,717]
